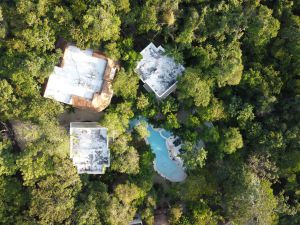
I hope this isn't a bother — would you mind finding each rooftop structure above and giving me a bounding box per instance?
[70,122,110,174]
[44,45,118,112]
[136,43,185,100]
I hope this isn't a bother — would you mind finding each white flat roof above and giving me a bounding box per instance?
[70,122,109,174]
[136,43,185,98]
[44,46,107,104]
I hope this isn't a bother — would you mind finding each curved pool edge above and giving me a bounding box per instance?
[130,117,187,182]
[147,125,187,182]
[153,161,187,182]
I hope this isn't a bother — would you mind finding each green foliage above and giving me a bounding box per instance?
[161,97,179,115]
[177,68,211,107]
[228,97,255,128]
[0,176,28,224]
[111,135,140,174]
[188,200,223,225]
[214,41,243,87]
[165,45,184,64]
[136,5,160,33]
[0,80,16,120]
[169,204,183,224]
[182,141,207,170]
[29,158,81,225]
[0,6,6,40]
[176,8,200,44]
[74,195,101,225]
[136,94,150,110]
[100,101,134,139]
[114,182,145,205]
[165,113,180,130]
[224,170,278,225]
[141,195,156,225]
[219,127,243,154]
[17,140,55,186]
[118,38,142,69]
[244,5,280,48]
[134,121,150,139]
[105,182,145,225]
[0,138,17,176]
[196,97,226,122]
[179,173,217,202]
[71,3,121,48]
[0,0,299,224]
[113,68,139,99]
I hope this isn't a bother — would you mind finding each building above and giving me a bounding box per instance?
[135,43,185,100]
[128,214,143,225]
[70,122,110,174]
[44,45,118,112]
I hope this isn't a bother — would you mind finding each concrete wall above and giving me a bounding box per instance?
[143,83,177,100]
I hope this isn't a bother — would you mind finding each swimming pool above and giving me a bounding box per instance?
[130,118,186,182]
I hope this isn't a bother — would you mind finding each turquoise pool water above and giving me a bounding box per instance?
[130,118,186,182]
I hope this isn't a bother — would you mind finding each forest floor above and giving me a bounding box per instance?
[10,121,39,150]
[58,109,103,127]
[153,174,172,225]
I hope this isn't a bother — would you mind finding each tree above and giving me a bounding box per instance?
[141,195,156,225]
[111,146,140,174]
[175,8,200,44]
[189,200,223,225]
[248,153,279,181]
[165,113,180,130]
[17,19,55,52]
[0,137,17,176]
[182,141,207,170]
[113,68,139,99]
[214,41,243,87]
[105,197,136,225]
[0,176,28,224]
[114,0,130,13]
[224,170,278,225]
[244,5,280,48]
[117,38,142,69]
[196,97,226,122]
[17,140,55,186]
[114,182,145,205]
[71,3,121,48]
[110,134,140,174]
[219,127,243,154]
[191,44,218,70]
[100,102,134,139]
[0,6,6,45]
[179,174,217,202]
[105,182,145,225]
[0,80,16,120]
[169,204,183,224]
[136,94,150,110]
[73,194,101,225]
[177,68,211,107]
[136,5,159,33]
[161,97,179,115]
[29,158,81,225]
[227,97,255,129]
[134,121,150,139]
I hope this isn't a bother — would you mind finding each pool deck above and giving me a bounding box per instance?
[158,129,184,167]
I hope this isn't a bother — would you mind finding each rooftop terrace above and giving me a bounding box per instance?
[70,122,109,174]
[136,43,185,99]
[44,45,117,112]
